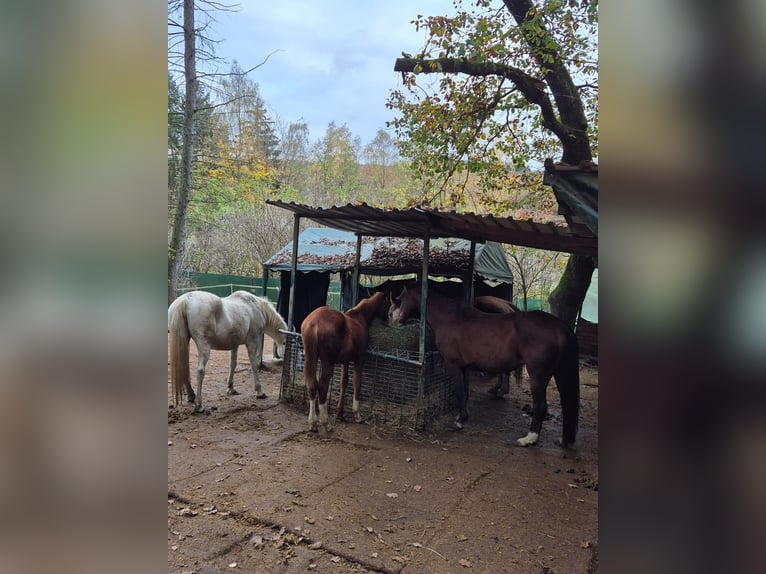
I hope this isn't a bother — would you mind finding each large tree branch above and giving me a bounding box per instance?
[394,56,570,148]
[502,0,591,163]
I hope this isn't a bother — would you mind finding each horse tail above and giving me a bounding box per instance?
[168,298,191,406]
[555,328,580,447]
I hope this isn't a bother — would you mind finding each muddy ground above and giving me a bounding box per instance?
[168,336,598,574]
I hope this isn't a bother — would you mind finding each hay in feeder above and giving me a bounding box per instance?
[367,318,436,356]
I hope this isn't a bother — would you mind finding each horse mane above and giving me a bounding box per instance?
[229,290,286,335]
[347,291,386,321]
[258,295,287,334]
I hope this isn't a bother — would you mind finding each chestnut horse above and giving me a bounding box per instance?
[390,283,579,447]
[300,291,389,432]
[473,296,523,396]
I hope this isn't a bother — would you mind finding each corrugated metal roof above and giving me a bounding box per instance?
[263,227,515,282]
[266,200,597,257]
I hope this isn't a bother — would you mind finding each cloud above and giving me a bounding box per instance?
[212,0,455,144]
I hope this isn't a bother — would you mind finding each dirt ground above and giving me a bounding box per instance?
[168,336,598,574]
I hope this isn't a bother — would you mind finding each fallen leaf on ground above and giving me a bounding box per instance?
[413,484,422,492]
[250,535,263,545]
[459,558,472,567]
[386,492,398,498]
[330,556,341,563]
[580,540,591,549]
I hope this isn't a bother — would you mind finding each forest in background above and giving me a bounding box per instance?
[168,0,598,309]
[167,63,565,306]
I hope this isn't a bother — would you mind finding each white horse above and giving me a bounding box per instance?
[168,290,287,412]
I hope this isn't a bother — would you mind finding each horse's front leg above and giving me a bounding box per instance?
[336,363,349,422]
[446,363,469,429]
[514,366,524,387]
[517,374,550,447]
[246,342,267,399]
[318,362,334,432]
[226,347,239,396]
[306,377,318,432]
[194,345,211,413]
[489,372,509,398]
[351,359,363,423]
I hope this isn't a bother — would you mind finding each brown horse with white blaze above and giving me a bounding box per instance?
[300,291,389,432]
[390,283,580,447]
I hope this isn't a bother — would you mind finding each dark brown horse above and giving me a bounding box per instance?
[390,283,579,447]
[300,291,389,432]
[473,296,523,397]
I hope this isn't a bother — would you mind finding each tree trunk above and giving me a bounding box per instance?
[168,0,197,304]
[549,254,595,329]
[501,0,596,325]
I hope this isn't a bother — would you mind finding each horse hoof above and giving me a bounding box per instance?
[554,438,573,449]
[256,392,267,399]
[193,405,204,414]
[516,432,539,447]
[309,424,318,433]
[226,389,240,396]
[354,414,362,424]
[454,420,464,430]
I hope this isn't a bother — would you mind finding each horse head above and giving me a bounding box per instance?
[273,329,286,359]
[387,291,401,325]
[388,283,420,325]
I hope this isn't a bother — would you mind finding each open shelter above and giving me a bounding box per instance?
[265,162,597,429]
[262,226,516,332]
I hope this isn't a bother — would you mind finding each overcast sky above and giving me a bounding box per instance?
[209,0,456,145]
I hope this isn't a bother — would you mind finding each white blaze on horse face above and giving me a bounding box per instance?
[516,432,539,447]
[389,307,400,325]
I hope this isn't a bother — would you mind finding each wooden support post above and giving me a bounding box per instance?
[287,214,299,332]
[352,234,362,306]
[464,240,476,304]
[418,230,430,363]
